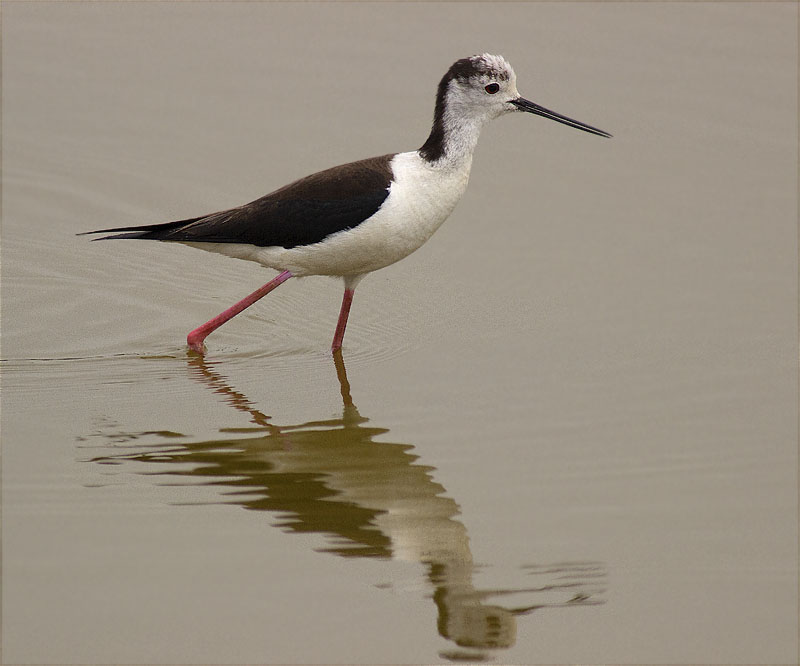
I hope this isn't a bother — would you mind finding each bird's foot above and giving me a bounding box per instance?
[186,331,207,355]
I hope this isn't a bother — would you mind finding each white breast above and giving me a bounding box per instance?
[191,151,472,278]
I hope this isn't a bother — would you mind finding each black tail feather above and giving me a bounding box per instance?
[78,215,205,241]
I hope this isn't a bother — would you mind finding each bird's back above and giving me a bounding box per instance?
[85,154,396,250]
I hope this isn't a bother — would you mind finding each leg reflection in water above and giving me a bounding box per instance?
[84,350,605,660]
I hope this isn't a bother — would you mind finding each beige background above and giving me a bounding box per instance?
[2,2,797,664]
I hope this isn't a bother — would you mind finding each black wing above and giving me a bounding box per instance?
[81,154,395,249]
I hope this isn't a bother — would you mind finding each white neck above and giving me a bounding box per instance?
[420,82,495,167]
[435,108,484,169]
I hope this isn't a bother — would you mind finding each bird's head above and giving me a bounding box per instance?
[443,53,611,136]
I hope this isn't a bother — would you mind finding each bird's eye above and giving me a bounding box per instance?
[485,83,500,94]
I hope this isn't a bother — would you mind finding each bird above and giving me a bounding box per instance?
[82,54,611,354]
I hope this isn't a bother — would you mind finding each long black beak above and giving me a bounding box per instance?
[510,97,612,138]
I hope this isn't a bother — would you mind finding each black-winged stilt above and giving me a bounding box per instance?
[83,54,610,354]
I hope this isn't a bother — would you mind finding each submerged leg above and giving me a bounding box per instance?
[331,287,355,352]
[187,270,293,353]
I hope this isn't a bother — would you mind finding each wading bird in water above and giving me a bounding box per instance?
[83,54,610,354]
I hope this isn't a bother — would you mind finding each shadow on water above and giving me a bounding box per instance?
[83,351,606,662]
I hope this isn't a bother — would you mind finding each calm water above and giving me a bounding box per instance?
[2,3,797,664]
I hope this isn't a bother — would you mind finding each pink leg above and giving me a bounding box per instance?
[187,270,292,353]
[331,288,355,352]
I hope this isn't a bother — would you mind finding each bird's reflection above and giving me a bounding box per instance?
[86,351,605,660]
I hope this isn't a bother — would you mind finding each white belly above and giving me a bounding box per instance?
[185,151,472,277]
